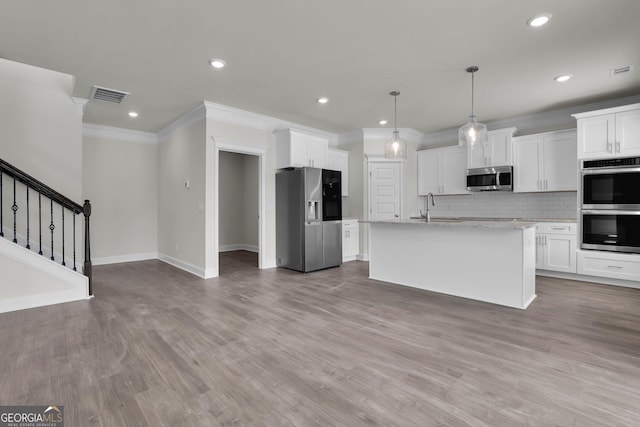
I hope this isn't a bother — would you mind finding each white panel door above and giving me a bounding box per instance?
[369,162,401,221]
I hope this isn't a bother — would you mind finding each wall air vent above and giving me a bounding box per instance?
[89,85,130,103]
[610,65,633,78]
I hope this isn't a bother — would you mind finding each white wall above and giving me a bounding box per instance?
[242,155,259,248]
[207,118,275,270]
[157,115,208,275]
[0,58,83,201]
[82,128,158,264]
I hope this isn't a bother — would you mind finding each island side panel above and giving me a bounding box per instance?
[368,223,534,309]
[521,226,537,308]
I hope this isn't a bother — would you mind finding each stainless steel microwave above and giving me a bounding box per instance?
[581,156,640,210]
[466,166,513,191]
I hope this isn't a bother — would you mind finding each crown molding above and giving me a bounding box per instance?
[157,102,207,142]
[72,97,89,116]
[203,101,337,142]
[83,123,158,144]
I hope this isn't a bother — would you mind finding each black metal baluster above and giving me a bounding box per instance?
[26,187,30,249]
[61,205,66,266]
[73,212,77,271]
[12,177,18,243]
[50,199,55,260]
[38,192,43,255]
[0,167,3,237]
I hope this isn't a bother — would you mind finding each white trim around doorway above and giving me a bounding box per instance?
[213,137,267,274]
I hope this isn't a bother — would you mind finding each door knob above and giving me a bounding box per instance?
[395,214,399,218]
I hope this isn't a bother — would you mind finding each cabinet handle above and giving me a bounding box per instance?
[615,141,620,153]
[607,265,623,269]
[551,227,567,231]
[545,180,548,190]
[607,141,612,152]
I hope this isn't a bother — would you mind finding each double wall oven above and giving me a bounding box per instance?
[580,156,640,253]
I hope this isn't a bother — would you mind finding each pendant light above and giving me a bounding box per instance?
[459,66,487,147]
[385,91,407,159]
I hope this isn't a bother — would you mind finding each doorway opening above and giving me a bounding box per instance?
[218,150,260,275]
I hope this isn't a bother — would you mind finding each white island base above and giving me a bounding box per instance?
[365,221,537,309]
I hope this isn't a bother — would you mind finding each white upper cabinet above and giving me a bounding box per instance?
[513,130,577,193]
[327,148,349,196]
[275,129,328,169]
[467,127,517,168]
[418,146,469,195]
[574,104,640,159]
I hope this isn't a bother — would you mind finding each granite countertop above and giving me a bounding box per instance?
[360,218,537,230]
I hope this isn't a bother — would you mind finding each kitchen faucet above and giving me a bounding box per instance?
[421,192,436,222]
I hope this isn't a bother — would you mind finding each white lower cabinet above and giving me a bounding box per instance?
[535,223,577,273]
[342,219,359,262]
[578,250,640,281]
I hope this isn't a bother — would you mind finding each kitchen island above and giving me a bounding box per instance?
[362,219,537,309]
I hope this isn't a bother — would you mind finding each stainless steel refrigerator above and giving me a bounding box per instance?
[276,167,342,272]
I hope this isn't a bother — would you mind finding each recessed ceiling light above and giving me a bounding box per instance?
[554,74,572,82]
[317,97,329,104]
[526,13,552,27]
[379,120,388,125]
[128,111,139,118]
[209,58,226,69]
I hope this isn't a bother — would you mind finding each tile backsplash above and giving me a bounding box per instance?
[421,191,577,220]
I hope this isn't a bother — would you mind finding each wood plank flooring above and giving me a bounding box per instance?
[1,251,640,426]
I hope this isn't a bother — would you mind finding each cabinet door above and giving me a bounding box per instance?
[417,150,440,195]
[342,222,359,261]
[544,234,577,273]
[577,114,615,159]
[441,148,469,194]
[616,109,640,156]
[287,131,310,167]
[513,137,543,192]
[467,141,486,169]
[535,236,544,269]
[543,133,577,191]
[486,129,513,167]
[307,134,328,168]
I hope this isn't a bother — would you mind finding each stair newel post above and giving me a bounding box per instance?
[83,199,93,296]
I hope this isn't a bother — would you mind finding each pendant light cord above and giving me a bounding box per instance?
[470,70,475,117]
[394,93,398,132]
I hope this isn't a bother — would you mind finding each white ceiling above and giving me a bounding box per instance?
[2,0,639,135]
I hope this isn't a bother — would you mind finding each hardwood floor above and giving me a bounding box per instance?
[1,252,640,426]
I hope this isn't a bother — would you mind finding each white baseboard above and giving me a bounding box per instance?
[93,252,158,266]
[219,244,259,253]
[357,253,369,261]
[261,260,277,269]
[343,255,358,262]
[158,253,206,278]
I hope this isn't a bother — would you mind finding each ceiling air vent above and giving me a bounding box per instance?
[89,85,130,103]
[610,65,633,78]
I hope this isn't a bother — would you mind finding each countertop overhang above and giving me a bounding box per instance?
[360,218,537,230]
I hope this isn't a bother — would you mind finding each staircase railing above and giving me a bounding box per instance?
[0,158,92,295]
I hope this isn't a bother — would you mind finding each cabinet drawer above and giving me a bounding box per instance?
[537,223,576,235]
[578,251,640,281]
